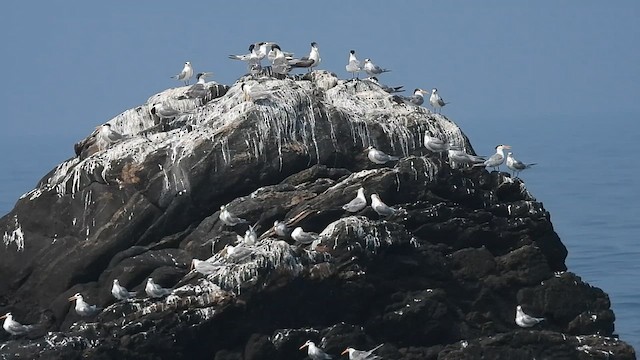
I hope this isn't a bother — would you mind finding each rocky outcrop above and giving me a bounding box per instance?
[0,72,635,359]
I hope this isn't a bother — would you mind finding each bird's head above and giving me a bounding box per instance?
[0,312,11,320]
[299,340,313,350]
[341,348,354,355]
[311,42,317,47]
[349,50,356,55]
[185,61,191,66]
[68,293,82,302]
[496,144,511,151]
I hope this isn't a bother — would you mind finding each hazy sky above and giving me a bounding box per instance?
[0,1,638,196]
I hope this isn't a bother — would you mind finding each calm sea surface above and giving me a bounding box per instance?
[1,113,638,350]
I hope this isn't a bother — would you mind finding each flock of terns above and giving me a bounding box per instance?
[3,40,543,357]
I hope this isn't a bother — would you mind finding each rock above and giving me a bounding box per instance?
[0,72,634,359]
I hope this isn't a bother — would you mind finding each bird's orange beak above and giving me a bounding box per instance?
[0,314,7,319]
[341,348,349,355]
[68,295,77,301]
[299,343,309,350]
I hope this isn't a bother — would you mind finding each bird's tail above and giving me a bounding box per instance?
[228,55,243,60]
[526,163,537,169]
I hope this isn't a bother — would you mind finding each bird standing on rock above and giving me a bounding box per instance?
[476,144,511,171]
[171,61,193,85]
[346,50,362,79]
[300,340,333,359]
[341,343,384,360]
[68,293,101,316]
[515,305,545,327]
[1,313,34,336]
[219,205,248,226]
[288,42,321,72]
[363,58,390,77]
[366,146,400,164]
[371,193,397,216]
[506,152,536,178]
[111,279,137,301]
[145,278,172,298]
[429,88,448,113]
[342,187,367,213]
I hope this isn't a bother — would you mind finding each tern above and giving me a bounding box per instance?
[95,123,124,151]
[111,279,137,301]
[260,42,294,62]
[243,225,258,245]
[191,259,222,276]
[1,313,34,336]
[515,305,545,328]
[341,344,384,360]
[268,44,291,76]
[289,42,321,72]
[219,205,248,226]
[300,340,333,360]
[184,72,214,99]
[222,243,256,263]
[367,77,403,93]
[363,58,390,77]
[371,193,397,216]
[273,220,289,238]
[346,50,361,79]
[394,88,428,106]
[291,227,320,245]
[342,187,367,213]
[424,134,460,156]
[145,278,172,298]
[151,102,184,120]
[506,152,536,178]
[366,146,400,164]
[68,293,101,316]
[447,149,485,168]
[475,144,511,171]
[171,61,193,86]
[229,43,262,73]
[429,88,448,113]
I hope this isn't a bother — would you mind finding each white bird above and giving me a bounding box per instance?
[363,58,390,77]
[171,61,193,85]
[219,205,248,226]
[342,187,367,213]
[191,259,222,275]
[145,278,172,298]
[243,225,258,245]
[394,88,428,106]
[111,279,137,301]
[299,340,333,360]
[260,42,294,62]
[273,220,289,237]
[367,77,403,93]
[289,42,321,72]
[366,146,400,164]
[95,123,124,151]
[429,88,448,113]
[223,243,256,262]
[291,227,320,245]
[151,102,184,120]
[184,72,215,99]
[68,293,101,316]
[424,134,459,156]
[447,149,485,168]
[1,313,34,336]
[476,144,511,171]
[506,152,537,178]
[229,43,262,73]
[341,344,384,360]
[515,305,545,328]
[346,50,361,79]
[268,44,291,76]
[371,193,397,217]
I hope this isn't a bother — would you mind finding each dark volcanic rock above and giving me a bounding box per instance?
[0,73,635,359]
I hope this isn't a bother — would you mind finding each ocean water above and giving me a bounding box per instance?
[0,113,638,351]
